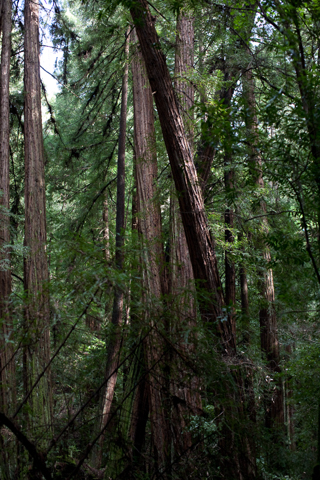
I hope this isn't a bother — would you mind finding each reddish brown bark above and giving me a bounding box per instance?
[130,5,261,478]
[130,0,235,355]
[169,11,201,462]
[0,0,15,414]
[131,27,170,473]
[24,0,52,437]
[126,160,150,476]
[0,0,17,473]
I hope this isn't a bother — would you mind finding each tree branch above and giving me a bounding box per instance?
[0,413,52,480]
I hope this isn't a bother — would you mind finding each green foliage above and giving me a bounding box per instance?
[2,0,320,478]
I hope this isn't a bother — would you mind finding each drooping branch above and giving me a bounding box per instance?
[0,412,52,480]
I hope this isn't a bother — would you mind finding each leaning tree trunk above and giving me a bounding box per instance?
[130,4,259,479]
[95,28,130,469]
[0,0,17,475]
[130,0,235,355]
[23,0,52,442]
[131,27,170,476]
[169,11,201,465]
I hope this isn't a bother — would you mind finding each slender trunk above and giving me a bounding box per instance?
[103,190,110,261]
[130,0,235,355]
[24,0,52,441]
[131,27,170,475]
[239,231,250,344]
[285,344,295,451]
[96,28,130,468]
[219,78,257,480]
[128,345,149,476]
[197,35,216,191]
[224,182,236,332]
[169,11,201,464]
[243,56,284,433]
[222,79,236,337]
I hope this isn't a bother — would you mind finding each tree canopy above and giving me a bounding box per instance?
[1,0,320,479]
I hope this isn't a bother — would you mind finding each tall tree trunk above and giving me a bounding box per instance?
[130,0,235,355]
[124,159,150,478]
[95,28,130,468]
[103,190,110,261]
[219,73,257,480]
[0,0,17,475]
[24,0,52,441]
[285,344,295,451]
[243,58,284,432]
[0,0,14,415]
[131,27,170,476]
[239,230,250,344]
[221,77,236,338]
[130,4,259,478]
[169,11,201,465]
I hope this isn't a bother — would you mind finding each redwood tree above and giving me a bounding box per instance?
[169,10,201,462]
[0,0,16,474]
[130,0,235,353]
[24,0,52,438]
[131,26,170,474]
[0,0,14,415]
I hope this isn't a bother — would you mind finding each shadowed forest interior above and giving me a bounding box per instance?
[1,0,320,479]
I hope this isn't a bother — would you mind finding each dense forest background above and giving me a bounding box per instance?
[1,0,320,478]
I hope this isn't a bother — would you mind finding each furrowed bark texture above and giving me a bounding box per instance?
[125,161,150,477]
[130,5,261,478]
[0,0,15,414]
[130,0,236,355]
[24,0,52,438]
[170,11,201,462]
[131,27,170,474]
[96,29,130,468]
[0,0,17,475]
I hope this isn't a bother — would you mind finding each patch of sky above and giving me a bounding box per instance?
[40,0,63,99]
